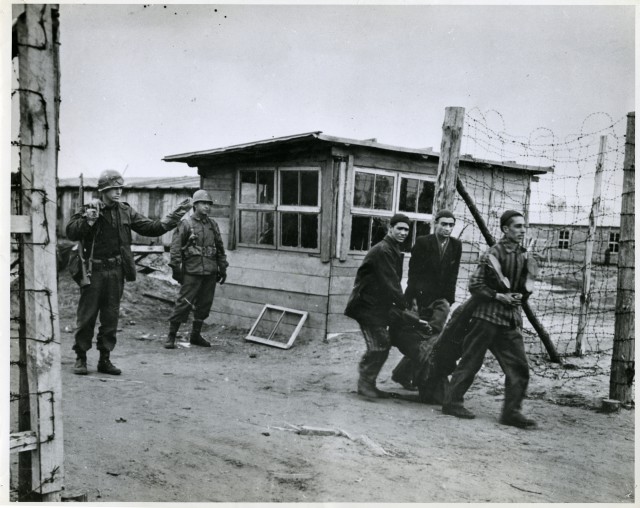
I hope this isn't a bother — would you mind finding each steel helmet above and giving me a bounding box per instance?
[97,169,125,192]
[192,189,213,204]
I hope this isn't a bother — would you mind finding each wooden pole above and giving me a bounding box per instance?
[575,135,607,356]
[434,107,465,216]
[456,178,562,363]
[610,112,635,404]
[15,4,64,500]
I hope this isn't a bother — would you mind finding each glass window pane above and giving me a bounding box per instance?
[280,171,299,205]
[240,171,257,204]
[350,216,371,251]
[239,211,257,243]
[257,212,274,245]
[300,214,318,249]
[300,171,319,206]
[354,172,374,208]
[281,212,299,247]
[374,175,394,210]
[416,221,431,237]
[257,171,274,204]
[417,180,435,214]
[371,217,389,247]
[399,178,418,213]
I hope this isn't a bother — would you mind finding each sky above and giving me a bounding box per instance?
[42,3,634,182]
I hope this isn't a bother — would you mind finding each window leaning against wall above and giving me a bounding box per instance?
[608,232,620,253]
[349,168,435,252]
[558,229,571,250]
[236,167,320,252]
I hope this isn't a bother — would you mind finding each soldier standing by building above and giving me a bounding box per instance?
[392,209,462,390]
[66,169,192,376]
[442,210,536,429]
[164,190,228,349]
[344,214,411,399]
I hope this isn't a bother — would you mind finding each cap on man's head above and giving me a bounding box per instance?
[434,209,455,222]
[500,210,524,229]
[389,213,411,227]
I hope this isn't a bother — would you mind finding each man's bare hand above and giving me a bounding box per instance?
[496,293,522,307]
[176,198,192,213]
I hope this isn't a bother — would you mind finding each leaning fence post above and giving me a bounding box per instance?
[609,112,635,404]
[575,135,607,356]
[434,107,465,218]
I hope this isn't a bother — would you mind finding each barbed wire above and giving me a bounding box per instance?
[455,109,627,388]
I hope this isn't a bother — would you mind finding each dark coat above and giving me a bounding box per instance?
[66,201,184,282]
[170,214,228,276]
[404,234,462,307]
[344,235,406,327]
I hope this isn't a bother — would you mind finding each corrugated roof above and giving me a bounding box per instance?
[58,176,201,190]
[163,131,552,174]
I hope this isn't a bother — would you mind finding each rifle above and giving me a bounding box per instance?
[75,173,92,287]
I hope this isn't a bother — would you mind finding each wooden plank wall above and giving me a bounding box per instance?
[207,247,331,341]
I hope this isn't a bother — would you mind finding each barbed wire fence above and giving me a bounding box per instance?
[452,108,626,393]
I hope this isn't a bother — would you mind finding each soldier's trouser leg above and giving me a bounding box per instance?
[95,266,125,354]
[490,327,530,418]
[192,274,217,321]
[168,274,205,323]
[443,318,493,409]
[74,267,123,355]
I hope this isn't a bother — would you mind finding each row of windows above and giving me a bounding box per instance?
[557,230,620,252]
[236,167,436,253]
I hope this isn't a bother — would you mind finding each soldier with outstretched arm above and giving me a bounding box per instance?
[66,170,192,376]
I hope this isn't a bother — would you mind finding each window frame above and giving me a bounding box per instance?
[348,168,436,253]
[558,229,571,250]
[608,231,620,253]
[235,166,321,253]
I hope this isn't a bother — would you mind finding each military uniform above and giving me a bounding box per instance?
[66,175,188,374]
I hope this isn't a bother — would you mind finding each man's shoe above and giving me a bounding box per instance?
[442,405,476,419]
[97,359,122,375]
[357,380,391,399]
[500,413,537,429]
[73,358,88,375]
[189,334,211,347]
[163,335,177,349]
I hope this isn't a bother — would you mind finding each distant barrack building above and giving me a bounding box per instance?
[57,176,200,247]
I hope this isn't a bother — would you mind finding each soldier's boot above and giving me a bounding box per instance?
[189,319,211,347]
[97,351,122,375]
[163,321,181,349]
[73,352,88,375]
[357,351,390,399]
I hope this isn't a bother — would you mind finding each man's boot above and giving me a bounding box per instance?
[73,352,88,375]
[357,351,390,399]
[163,321,181,349]
[97,351,122,375]
[189,319,211,347]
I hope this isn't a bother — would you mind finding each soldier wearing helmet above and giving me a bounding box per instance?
[164,189,229,349]
[66,169,192,376]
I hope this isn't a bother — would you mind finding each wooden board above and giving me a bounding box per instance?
[217,283,327,314]
[227,266,329,296]
[228,247,330,277]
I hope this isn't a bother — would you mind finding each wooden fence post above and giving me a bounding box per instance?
[575,135,607,356]
[610,112,634,404]
[434,107,465,216]
[14,4,64,500]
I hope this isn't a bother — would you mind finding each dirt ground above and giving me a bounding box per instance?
[46,262,634,503]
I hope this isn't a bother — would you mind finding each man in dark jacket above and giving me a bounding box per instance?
[164,189,229,349]
[66,169,192,376]
[442,210,536,429]
[392,209,462,390]
[344,213,411,399]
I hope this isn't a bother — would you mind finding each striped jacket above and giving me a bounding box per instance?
[468,237,530,328]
